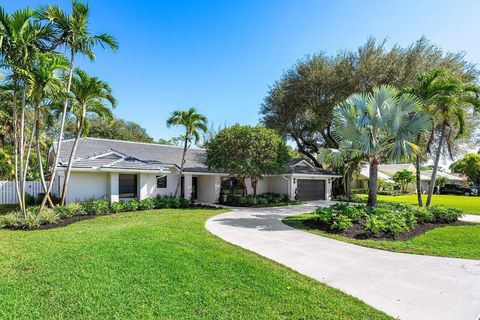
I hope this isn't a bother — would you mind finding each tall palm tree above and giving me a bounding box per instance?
[332,85,431,206]
[422,76,480,207]
[0,7,53,214]
[166,108,208,198]
[37,0,118,210]
[25,52,68,207]
[59,69,115,205]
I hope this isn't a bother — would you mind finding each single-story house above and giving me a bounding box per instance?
[47,138,341,204]
[353,163,465,193]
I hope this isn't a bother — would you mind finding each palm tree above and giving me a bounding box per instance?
[422,76,480,207]
[25,52,68,207]
[332,85,431,206]
[0,7,53,214]
[37,0,118,210]
[59,69,115,205]
[166,108,208,198]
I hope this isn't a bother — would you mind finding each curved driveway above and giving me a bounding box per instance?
[205,202,480,320]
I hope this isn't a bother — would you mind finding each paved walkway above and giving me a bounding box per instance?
[205,202,480,320]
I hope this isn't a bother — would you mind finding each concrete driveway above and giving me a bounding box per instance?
[205,202,480,320]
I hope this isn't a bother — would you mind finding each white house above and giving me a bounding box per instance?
[47,138,340,204]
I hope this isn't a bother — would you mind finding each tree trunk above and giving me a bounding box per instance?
[11,76,22,213]
[345,171,353,200]
[174,136,189,198]
[39,52,75,212]
[60,114,84,205]
[291,133,321,167]
[35,108,54,207]
[426,124,446,207]
[415,155,423,207]
[238,177,248,197]
[367,156,379,207]
[251,178,258,197]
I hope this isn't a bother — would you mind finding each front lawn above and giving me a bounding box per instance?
[284,214,480,260]
[0,209,390,319]
[356,194,480,215]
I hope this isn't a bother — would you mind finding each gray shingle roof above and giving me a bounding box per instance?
[55,137,211,172]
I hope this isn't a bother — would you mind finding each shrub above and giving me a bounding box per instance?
[365,215,386,235]
[40,208,60,225]
[429,206,463,223]
[256,196,269,205]
[412,207,435,223]
[110,201,125,213]
[246,196,257,206]
[124,200,139,211]
[54,202,85,219]
[383,213,409,236]
[139,198,155,210]
[25,193,36,206]
[82,199,110,215]
[315,207,333,224]
[154,197,168,209]
[166,197,181,208]
[179,198,190,208]
[19,210,43,229]
[1,212,21,228]
[331,214,352,231]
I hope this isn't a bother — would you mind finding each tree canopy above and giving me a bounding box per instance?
[260,37,478,166]
[392,170,415,193]
[205,124,291,196]
[450,153,480,186]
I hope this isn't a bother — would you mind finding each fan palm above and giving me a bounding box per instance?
[59,69,116,205]
[166,107,208,197]
[332,85,431,206]
[37,0,118,209]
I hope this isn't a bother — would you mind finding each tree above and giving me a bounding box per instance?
[422,74,480,207]
[205,125,291,196]
[332,85,431,207]
[74,117,154,143]
[435,176,449,187]
[450,153,480,186]
[37,0,118,211]
[392,170,415,193]
[59,69,116,205]
[261,37,478,169]
[166,107,208,197]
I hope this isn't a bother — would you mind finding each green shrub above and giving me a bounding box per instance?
[54,203,84,219]
[331,214,352,231]
[139,198,155,210]
[383,213,409,236]
[246,196,257,206]
[124,200,139,211]
[110,201,125,213]
[166,197,181,208]
[179,198,190,208]
[256,197,269,205]
[1,212,21,228]
[412,207,435,223]
[19,210,43,229]
[315,207,333,224]
[40,208,60,225]
[82,199,110,215]
[365,215,386,235]
[154,197,168,209]
[429,206,463,223]
[25,193,36,206]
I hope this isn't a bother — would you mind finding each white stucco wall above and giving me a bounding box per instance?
[65,171,109,203]
[266,176,290,196]
[197,175,221,203]
[245,178,269,195]
[155,172,181,197]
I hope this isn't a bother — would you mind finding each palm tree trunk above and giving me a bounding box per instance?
[345,170,353,200]
[11,76,22,213]
[60,115,84,205]
[35,107,54,207]
[367,156,379,207]
[39,52,75,212]
[426,124,446,207]
[174,137,189,198]
[18,86,27,214]
[415,155,423,207]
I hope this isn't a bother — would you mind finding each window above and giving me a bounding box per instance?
[119,174,137,198]
[157,175,167,188]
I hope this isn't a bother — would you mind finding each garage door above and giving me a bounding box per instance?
[297,179,325,201]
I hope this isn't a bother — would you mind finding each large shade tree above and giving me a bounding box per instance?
[166,107,208,197]
[332,85,431,206]
[205,124,291,196]
[450,153,480,186]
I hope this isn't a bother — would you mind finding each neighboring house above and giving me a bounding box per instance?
[353,163,465,193]
[47,138,340,204]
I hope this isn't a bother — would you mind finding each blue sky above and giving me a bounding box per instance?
[7,0,480,141]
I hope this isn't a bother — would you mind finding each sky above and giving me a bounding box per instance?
[5,0,480,143]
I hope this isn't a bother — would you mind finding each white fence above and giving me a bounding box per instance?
[0,180,58,204]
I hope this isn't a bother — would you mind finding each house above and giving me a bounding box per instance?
[353,163,465,193]
[47,138,340,204]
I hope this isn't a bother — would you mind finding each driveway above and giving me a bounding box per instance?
[205,202,480,320]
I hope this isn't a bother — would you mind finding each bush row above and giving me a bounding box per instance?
[314,202,463,237]
[222,193,291,206]
[0,196,191,230]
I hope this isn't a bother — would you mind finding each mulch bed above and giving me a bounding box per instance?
[302,219,471,241]
[7,215,95,231]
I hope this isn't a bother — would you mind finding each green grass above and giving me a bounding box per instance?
[0,209,390,320]
[356,194,480,215]
[284,214,480,260]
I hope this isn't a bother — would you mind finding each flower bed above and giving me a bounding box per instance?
[309,202,464,240]
[0,196,196,230]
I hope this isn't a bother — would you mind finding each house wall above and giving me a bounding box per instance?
[245,178,269,195]
[197,175,221,203]
[267,176,289,195]
[65,171,109,203]
[155,172,180,197]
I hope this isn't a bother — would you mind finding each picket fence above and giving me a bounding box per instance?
[0,180,58,204]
